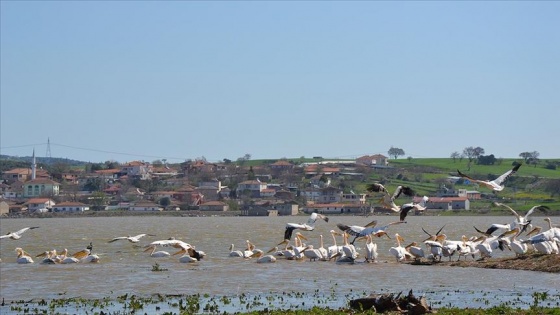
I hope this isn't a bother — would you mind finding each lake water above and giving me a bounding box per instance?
[1,215,559,314]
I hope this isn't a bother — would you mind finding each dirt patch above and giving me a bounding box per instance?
[412,254,560,273]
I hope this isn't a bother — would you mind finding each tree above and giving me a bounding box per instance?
[477,154,497,165]
[450,151,460,162]
[159,197,171,207]
[90,191,109,211]
[519,151,541,167]
[388,147,405,159]
[463,146,485,162]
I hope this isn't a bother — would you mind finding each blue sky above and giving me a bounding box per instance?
[1,1,559,163]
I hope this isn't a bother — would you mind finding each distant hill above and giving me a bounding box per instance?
[0,154,88,167]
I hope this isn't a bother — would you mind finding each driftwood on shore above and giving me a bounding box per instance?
[349,290,432,314]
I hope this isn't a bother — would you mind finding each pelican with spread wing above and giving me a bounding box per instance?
[457,163,521,191]
[366,183,416,212]
[284,212,329,240]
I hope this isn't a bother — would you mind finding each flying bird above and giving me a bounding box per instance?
[491,202,548,233]
[108,234,156,243]
[366,183,416,211]
[399,196,429,222]
[1,227,40,240]
[457,163,521,191]
[284,212,329,240]
[337,220,401,244]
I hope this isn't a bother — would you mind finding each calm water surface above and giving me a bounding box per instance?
[1,215,559,313]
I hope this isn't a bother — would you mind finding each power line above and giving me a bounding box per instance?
[50,142,188,161]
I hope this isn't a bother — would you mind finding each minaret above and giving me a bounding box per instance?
[31,149,37,180]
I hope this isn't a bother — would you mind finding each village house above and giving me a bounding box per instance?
[129,201,163,211]
[121,161,152,180]
[418,196,470,210]
[199,201,229,211]
[0,181,22,199]
[303,203,370,215]
[23,178,60,198]
[25,198,56,213]
[356,154,389,167]
[236,180,267,198]
[53,201,90,212]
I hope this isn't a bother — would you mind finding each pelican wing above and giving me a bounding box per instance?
[525,205,549,219]
[399,204,414,222]
[492,202,520,219]
[108,236,128,243]
[366,183,388,194]
[392,186,415,200]
[491,163,521,186]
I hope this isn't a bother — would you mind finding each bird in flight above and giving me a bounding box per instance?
[366,183,416,212]
[457,163,521,191]
[1,227,40,240]
[284,212,329,240]
[108,234,156,243]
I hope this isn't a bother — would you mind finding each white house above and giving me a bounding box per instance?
[236,180,267,198]
[129,202,163,211]
[53,202,90,212]
[25,198,56,213]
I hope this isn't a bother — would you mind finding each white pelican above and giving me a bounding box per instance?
[389,233,411,262]
[366,183,416,212]
[326,230,343,260]
[15,248,34,264]
[473,235,509,259]
[336,232,358,263]
[1,227,40,240]
[144,245,171,257]
[457,163,521,191]
[424,240,443,262]
[251,250,277,263]
[176,250,206,263]
[399,196,429,222]
[491,203,548,233]
[108,234,155,243]
[171,242,205,262]
[499,228,527,256]
[284,212,329,240]
[228,244,244,257]
[36,250,58,264]
[405,242,425,262]
[337,220,401,244]
[364,234,379,263]
[522,218,560,254]
[303,235,328,262]
[243,240,257,258]
[421,225,446,242]
[291,232,309,260]
[68,246,100,263]
[277,239,296,260]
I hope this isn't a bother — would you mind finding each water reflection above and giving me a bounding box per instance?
[1,215,559,311]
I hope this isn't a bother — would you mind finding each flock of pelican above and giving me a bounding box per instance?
[2,166,559,266]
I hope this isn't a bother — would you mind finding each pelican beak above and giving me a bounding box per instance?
[72,249,89,260]
[277,239,289,246]
[526,226,541,236]
[397,235,405,243]
[266,247,276,254]
[296,234,308,241]
[143,245,155,252]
